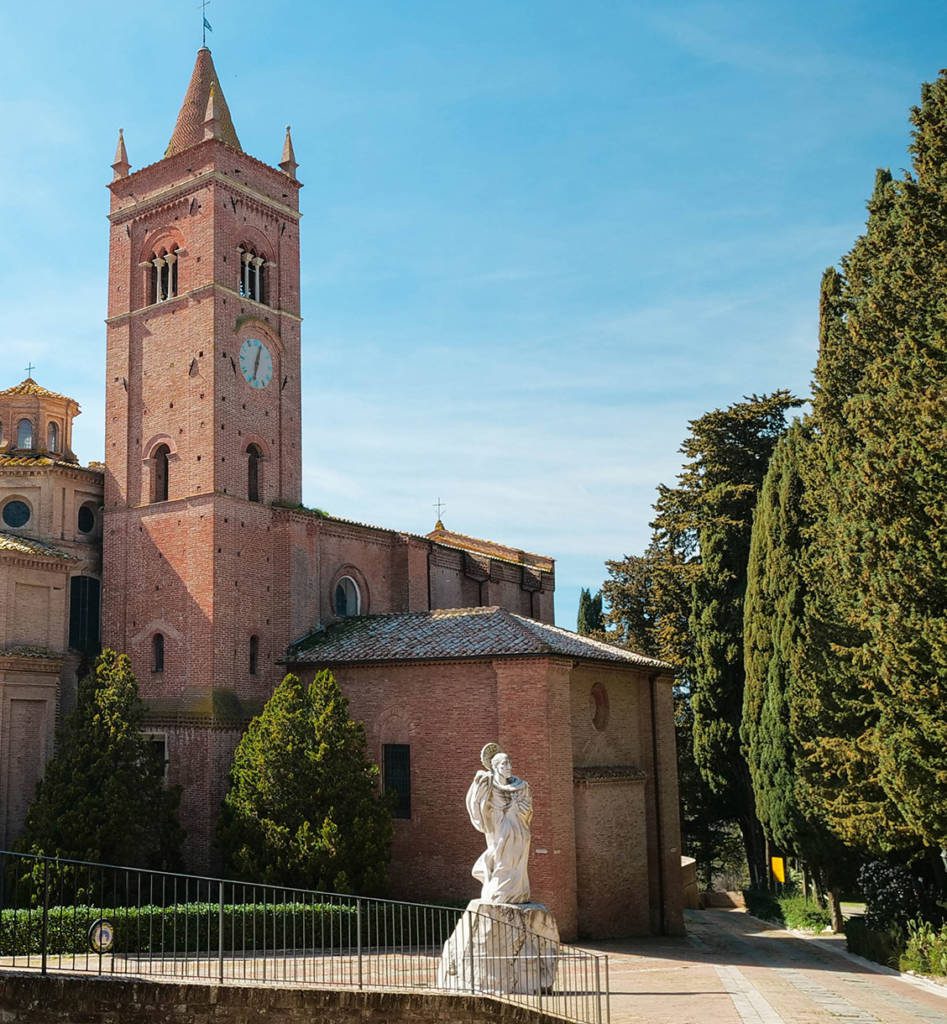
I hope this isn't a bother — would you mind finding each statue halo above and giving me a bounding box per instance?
[480,742,501,770]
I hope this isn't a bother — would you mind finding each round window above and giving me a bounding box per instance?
[2,500,31,529]
[77,504,96,534]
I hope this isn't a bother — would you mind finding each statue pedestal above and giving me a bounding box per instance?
[437,899,559,995]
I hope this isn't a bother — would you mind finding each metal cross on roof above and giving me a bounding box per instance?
[25,362,35,378]
[434,497,446,521]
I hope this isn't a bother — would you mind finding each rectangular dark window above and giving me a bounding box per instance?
[68,576,101,655]
[145,734,169,782]
[383,744,411,819]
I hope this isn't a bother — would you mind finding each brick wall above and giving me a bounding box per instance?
[0,973,558,1024]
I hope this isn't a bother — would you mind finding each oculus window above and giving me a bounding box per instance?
[2,499,31,529]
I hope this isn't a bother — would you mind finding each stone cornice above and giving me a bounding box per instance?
[105,283,302,327]
[0,652,63,674]
[108,169,301,227]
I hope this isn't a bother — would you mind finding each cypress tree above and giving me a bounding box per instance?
[687,391,803,888]
[742,423,854,923]
[18,649,183,869]
[218,671,392,894]
[800,73,947,853]
[577,588,604,635]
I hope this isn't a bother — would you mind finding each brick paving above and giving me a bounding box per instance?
[581,909,947,1024]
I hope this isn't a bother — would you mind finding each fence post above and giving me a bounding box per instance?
[218,881,225,984]
[356,897,363,990]
[594,953,602,1024]
[468,910,476,995]
[40,858,49,976]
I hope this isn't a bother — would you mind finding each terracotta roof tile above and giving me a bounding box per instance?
[288,607,671,670]
[166,48,241,157]
[0,377,74,402]
[0,531,75,561]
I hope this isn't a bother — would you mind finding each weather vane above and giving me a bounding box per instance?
[200,0,213,47]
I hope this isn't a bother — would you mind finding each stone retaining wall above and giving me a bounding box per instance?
[0,972,562,1024]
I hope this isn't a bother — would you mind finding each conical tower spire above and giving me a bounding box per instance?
[166,47,241,157]
[111,128,131,180]
[279,125,299,178]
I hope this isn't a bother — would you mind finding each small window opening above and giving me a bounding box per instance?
[146,735,170,782]
[16,418,33,449]
[383,744,411,819]
[247,444,262,502]
[334,576,360,617]
[47,421,59,453]
[249,635,259,675]
[152,633,165,673]
[153,444,170,502]
[237,245,267,304]
[150,247,179,303]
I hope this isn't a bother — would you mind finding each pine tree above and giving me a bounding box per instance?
[218,671,392,894]
[18,649,183,869]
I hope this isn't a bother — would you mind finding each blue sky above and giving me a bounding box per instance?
[2,2,946,627]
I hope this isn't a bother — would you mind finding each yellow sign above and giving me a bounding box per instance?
[771,856,786,883]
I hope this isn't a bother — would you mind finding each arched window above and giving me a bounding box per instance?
[153,444,170,502]
[16,418,33,449]
[249,635,259,675]
[247,444,262,502]
[150,247,178,303]
[47,421,59,453]
[152,633,165,673]
[237,245,267,304]
[334,576,361,617]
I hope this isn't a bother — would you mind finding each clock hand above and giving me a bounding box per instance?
[251,346,262,380]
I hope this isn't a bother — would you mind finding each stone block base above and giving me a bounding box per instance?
[437,899,560,995]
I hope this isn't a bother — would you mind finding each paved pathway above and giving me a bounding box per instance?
[583,909,947,1024]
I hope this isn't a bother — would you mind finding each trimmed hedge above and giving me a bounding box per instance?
[0,902,357,957]
[844,916,904,968]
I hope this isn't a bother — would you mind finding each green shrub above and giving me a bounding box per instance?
[844,916,904,968]
[778,894,831,931]
[900,919,947,977]
[0,901,356,957]
[743,888,831,932]
[744,888,783,924]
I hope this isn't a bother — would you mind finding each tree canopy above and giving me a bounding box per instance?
[218,671,392,895]
[576,587,604,635]
[18,649,183,869]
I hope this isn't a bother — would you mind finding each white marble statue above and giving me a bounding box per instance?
[466,743,533,904]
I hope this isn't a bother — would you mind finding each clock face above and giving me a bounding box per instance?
[238,337,273,389]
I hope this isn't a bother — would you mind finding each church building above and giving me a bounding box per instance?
[0,47,683,940]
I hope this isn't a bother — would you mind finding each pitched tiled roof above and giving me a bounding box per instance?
[0,377,73,402]
[0,452,99,472]
[0,531,75,561]
[426,523,554,572]
[166,48,241,157]
[288,607,672,670]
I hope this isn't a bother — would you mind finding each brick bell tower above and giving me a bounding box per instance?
[102,48,302,864]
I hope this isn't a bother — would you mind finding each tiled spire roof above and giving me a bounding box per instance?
[0,377,72,402]
[279,125,298,178]
[165,48,241,157]
[112,128,130,179]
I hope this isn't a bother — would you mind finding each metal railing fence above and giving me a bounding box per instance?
[0,850,608,1024]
